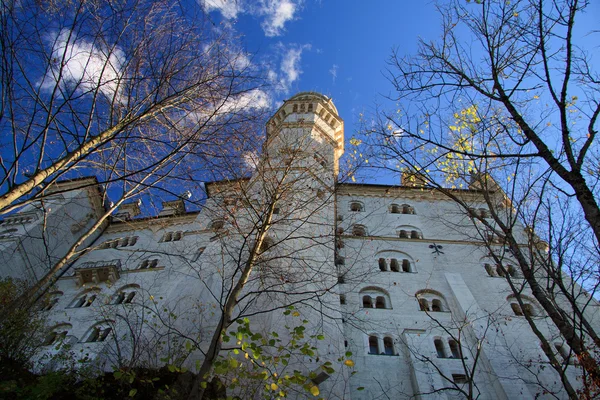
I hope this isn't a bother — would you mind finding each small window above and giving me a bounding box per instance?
[44,325,71,346]
[378,258,387,271]
[410,230,421,239]
[484,263,494,277]
[496,264,505,277]
[338,275,345,284]
[362,296,373,308]
[431,299,443,312]
[340,295,346,305]
[375,296,386,309]
[336,227,344,235]
[41,291,63,311]
[307,103,313,112]
[352,225,367,236]
[349,202,364,212]
[479,209,490,218]
[522,303,536,317]
[452,374,468,384]
[273,207,280,215]
[399,230,408,239]
[335,257,345,266]
[368,336,379,354]
[434,339,446,358]
[293,104,298,112]
[87,326,112,343]
[71,291,98,308]
[507,265,517,277]
[383,337,394,355]
[449,340,461,359]
[402,205,414,215]
[402,259,411,273]
[511,303,524,316]
[390,204,401,214]
[210,219,225,231]
[139,259,159,269]
[390,259,400,272]
[419,298,430,312]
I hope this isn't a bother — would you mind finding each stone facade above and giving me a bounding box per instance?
[1,92,595,399]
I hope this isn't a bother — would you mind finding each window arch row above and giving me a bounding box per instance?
[367,334,397,356]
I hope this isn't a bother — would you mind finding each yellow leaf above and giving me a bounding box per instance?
[351,176,356,182]
[292,311,300,317]
[513,12,519,17]
[344,359,355,367]
[310,386,320,396]
[271,383,279,391]
[533,95,539,99]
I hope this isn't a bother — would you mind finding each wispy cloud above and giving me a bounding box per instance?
[40,29,125,100]
[200,0,241,19]
[268,43,310,93]
[261,0,297,37]
[200,0,301,37]
[329,64,338,84]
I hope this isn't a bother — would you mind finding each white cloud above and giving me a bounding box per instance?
[200,0,241,19]
[201,0,300,37]
[329,64,338,83]
[275,44,310,92]
[40,29,125,100]
[261,0,297,37]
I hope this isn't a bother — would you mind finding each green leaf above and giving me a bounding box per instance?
[316,335,325,340]
[129,389,138,397]
[357,387,365,391]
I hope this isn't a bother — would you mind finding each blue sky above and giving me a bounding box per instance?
[201,1,441,141]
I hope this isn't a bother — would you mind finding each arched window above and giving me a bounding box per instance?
[259,237,275,253]
[41,291,63,311]
[418,298,430,312]
[431,299,443,312]
[86,322,113,343]
[378,258,387,271]
[383,337,395,355]
[416,290,448,313]
[434,338,446,358]
[210,219,225,231]
[449,339,461,358]
[484,263,494,277]
[139,259,159,269]
[479,208,490,218]
[352,225,367,236]
[390,204,401,214]
[511,303,523,316]
[44,324,72,346]
[368,336,379,354]
[507,265,517,277]
[508,295,538,317]
[390,259,399,272]
[70,289,99,308]
[496,264,505,277]
[349,201,364,212]
[398,226,423,239]
[402,204,415,215]
[113,285,140,305]
[402,259,411,272]
[360,287,391,310]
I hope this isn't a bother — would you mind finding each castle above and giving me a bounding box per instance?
[0,92,591,399]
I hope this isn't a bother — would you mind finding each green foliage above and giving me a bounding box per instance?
[205,308,352,399]
[0,278,48,366]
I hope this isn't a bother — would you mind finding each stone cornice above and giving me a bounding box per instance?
[106,212,200,233]
[336,183,490,203]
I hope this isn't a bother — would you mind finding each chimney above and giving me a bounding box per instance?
[114,201,141,221]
